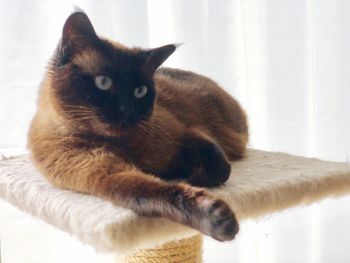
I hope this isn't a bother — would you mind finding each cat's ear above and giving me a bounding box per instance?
[59,12,98,64]
[141,44,177,75]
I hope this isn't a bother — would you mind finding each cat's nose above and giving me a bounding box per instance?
[119,105,134,118]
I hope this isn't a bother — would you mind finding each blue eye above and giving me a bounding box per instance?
[95,75,112,90]
[134,85,148,98]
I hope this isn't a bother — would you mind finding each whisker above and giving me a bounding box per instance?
[67,111,95,115]
[140,120,182,146]
[138,123,176,148]
[138,123,155,138]
[142,120,178,142]
[68,117,98,122]
[61,105,95,110]
[57,103,98,110]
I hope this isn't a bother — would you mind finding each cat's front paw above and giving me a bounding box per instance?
[175,186,239,241]
[196,194,238,241]
[188,143,231,187]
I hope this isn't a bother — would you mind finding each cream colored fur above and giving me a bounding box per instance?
[1,149,350,255]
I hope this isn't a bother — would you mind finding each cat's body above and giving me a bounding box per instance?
[28,12,248,241]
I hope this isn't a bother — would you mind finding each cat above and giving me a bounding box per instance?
[28,11,248,241]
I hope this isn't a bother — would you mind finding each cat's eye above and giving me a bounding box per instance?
[134,85,148,98]
[95,75,112,90]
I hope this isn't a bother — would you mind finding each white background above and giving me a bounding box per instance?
[1,0,350,262]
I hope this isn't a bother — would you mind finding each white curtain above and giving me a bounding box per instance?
[1,0,350,262]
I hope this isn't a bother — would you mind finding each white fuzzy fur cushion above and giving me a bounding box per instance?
[1,149,350,254]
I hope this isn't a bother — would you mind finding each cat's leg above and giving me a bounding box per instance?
[214,125,248,161]
[100,172,238,241]
[37,147,238,241]
[181,128,232,187]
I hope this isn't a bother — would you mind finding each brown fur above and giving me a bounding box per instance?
[28,12,248,241]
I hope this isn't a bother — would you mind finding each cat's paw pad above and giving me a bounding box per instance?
[197,196,239,241]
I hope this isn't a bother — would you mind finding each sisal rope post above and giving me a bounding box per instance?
[122,234,203,263]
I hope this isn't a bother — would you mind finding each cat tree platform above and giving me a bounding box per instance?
[1,149,350,262]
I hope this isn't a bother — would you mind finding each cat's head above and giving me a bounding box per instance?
[49,12,176,136]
